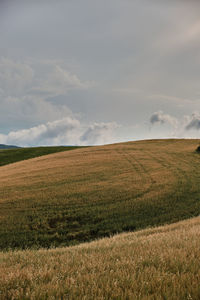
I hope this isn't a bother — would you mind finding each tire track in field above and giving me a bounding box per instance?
[169,152,200,194]
[117,143,200,217]
[115,149,155,202]
[119,144,193,205]
[149,149,200,215]
[66,146,199,210]
[144,149,193,202]
[56,148,157,211]
[157,140,198,187]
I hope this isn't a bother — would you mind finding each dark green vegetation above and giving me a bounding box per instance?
[0,144,20,149]
[196,145,200,152]
[0,145,82,167]
[0,139,200,250]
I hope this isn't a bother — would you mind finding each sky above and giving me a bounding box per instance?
[0,0,200,146]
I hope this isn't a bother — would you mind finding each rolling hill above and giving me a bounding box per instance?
[0,145,83,167]
[0,144,20,149]
[1,216,200,299]
[0,139,200,250]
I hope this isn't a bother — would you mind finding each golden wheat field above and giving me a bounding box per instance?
[0,216,200,300]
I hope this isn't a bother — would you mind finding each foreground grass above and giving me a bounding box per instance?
[0,139,200,250]
[0,216,200,299]
[0,146,82,167]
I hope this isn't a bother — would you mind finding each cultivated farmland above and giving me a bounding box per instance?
[0,139,200,250]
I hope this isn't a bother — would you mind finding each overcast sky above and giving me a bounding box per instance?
[0,0,200,146]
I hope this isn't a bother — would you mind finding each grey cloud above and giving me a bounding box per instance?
[150,111,178,127]
[0,58,92,133]
[30,64,92,97]
[0,58,34,97]
[0,95,73,132]
[1,1,200,143]
[149,111,200,139]
[0,58,90,98]
[185,113,200,130]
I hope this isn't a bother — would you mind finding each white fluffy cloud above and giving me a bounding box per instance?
[0,118,118,147]
[80,122,118,145]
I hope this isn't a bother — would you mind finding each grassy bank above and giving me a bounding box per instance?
[0,139,200,250]
[1,216,200,299]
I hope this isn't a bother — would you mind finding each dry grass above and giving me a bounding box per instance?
[0,139,200,249]
[0,216,200,299]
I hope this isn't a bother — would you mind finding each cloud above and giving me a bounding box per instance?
[0,58,93,132]
[80,122,118,145]
[30,64,92,97]
[185,113,200,130]
[0,58,34,97]
[156,18,200,55]
[0,117,80,146]
[150,111,178,128]
[149,111,200,139]
[0,95,73,131]
[0,58,91,98]
[2,2,200,143]
[0,118,118,147]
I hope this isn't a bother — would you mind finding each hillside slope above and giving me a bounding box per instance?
[0,144,20,149]
[0,145,82,167]
[1,216,200,299]
[0,139,200,250]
